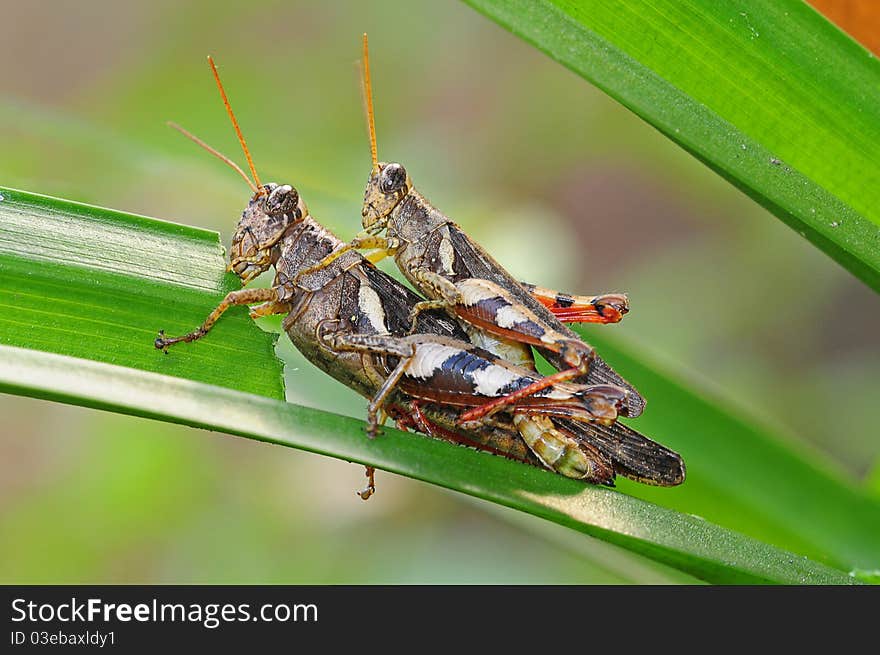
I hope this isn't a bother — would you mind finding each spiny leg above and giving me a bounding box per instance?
[387,400,434,437]
[322,333,415,437]
[406,269,465,333]
[402,400,441,439]
[407,300,450,334]
[323,332,414,358]
[450,278,597,371]
[155,286,280,351]
[549,294,629,324]
[364,247,397,264]
[364,359,409,437]
[528,385,628,425]
[409,275,603,422]
[520,282,629,324]
[411,269,463,305]
[458,366,587,424]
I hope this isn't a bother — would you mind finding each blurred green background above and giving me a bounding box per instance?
[1,0,877,583]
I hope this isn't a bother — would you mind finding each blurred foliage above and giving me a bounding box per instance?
[0,0,878,583]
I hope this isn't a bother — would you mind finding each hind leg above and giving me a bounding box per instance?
[520,282,629,324]
[357,466,377,501]
[322,332,416,437]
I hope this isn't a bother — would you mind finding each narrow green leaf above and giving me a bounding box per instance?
[463,0,880,291]
[0,187,284,399]
[0,344,856,585]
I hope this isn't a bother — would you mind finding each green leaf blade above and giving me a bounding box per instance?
[0,187,285,399]
[463,0,880,291]
[0,344,857,585]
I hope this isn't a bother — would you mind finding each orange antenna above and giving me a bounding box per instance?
[207,55,264,192]
[362,33,378,168]
[168,121,259,193]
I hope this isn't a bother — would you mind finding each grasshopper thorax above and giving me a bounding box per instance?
[362,162,412,229]
[229,182,307,283]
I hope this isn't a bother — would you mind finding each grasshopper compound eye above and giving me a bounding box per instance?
[265,184,299,217]
[362,163,409,226]
[380,163,408,194]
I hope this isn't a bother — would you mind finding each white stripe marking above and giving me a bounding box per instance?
[456,278,508,305]
[407,343,465,380]
[470,365,523,398]
[495,304,530,329]
[357,285,389,334]
[438,237,456,275]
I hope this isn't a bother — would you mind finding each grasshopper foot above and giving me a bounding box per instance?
[154,327,206,353]
[366,408,389,438]
[357,466,376,501]
[154,330,170,353]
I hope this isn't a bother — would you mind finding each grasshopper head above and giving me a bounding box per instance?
[362,162,411,230]
[229,183,306,283]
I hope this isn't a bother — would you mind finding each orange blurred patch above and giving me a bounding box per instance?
[809,0,880,55]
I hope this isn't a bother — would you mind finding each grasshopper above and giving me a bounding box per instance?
[297,35,645,425]
[287,37,687,487]
[153,58,685,496]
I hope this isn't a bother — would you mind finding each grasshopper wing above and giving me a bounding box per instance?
[360,262,467,339]
[557,417,685,486]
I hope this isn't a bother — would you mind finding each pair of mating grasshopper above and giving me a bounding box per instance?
[155,36,685,499]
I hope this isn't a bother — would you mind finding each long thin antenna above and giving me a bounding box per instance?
[168,121,259,193]
[207,55,264,192]
[362,33,378,168]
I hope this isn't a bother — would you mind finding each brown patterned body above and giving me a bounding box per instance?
[355,165,685,484]
[382,189,645,417]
